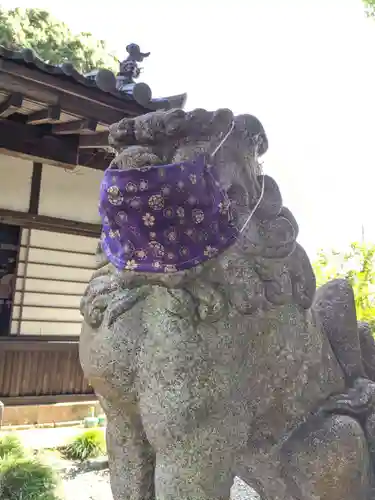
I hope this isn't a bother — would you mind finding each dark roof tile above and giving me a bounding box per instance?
[0,46,187,111]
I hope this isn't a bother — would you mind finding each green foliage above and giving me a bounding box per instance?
[62,429,106,461]
[0,7,117,72]
[0,434,25,460]
[0,452,60,500]
[363,0,375,17]
[313,242,375,330]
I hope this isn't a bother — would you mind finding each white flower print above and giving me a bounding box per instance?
[189,174,197,184]
[107,185,123,206]
[163,207,174,218]
[204,245,218,258]
[149,241,165,258]
[152,261,162,270]
[165,228,178,242]
[109,229,120,239]
[142,213,155,227]
[139,179,148,191]
[148,194,164,211]
[126,182,138,193]
[192,209,204,224]
[176,206,185,218]
[125,259,138,271]
[135,249,147,260]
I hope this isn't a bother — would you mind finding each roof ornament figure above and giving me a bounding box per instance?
[118,44,151,84]
[78,41,185,110]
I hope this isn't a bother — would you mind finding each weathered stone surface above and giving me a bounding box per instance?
[80,108,375,500]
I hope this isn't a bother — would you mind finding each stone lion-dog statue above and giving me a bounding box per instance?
[80,108,375,500]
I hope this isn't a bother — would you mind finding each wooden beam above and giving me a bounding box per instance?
[29,162,42,214]
[26,105,61,125]
[0,208,101,237]
[79,131,109,148]
[1,394,96,407]
[0,335,80,346]
[0,118,79,169]
[0,92,23,118]
[51,118,98,135]
[78,150,115,170]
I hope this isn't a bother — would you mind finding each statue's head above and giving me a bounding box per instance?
[88,109,315,328]
[107,108,267,213]
[126,43,150,62]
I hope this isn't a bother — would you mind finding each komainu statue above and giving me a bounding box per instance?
[79,108,375,500]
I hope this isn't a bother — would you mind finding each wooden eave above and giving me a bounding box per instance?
[0,53,186,171]
[0,57,153,122]
[0,61,140,170]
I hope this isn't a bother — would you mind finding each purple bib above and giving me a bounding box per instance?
[99,156,239,273]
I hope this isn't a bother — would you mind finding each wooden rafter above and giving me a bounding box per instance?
[0,208,101,237]
[0,92,23,118]
[0,118,79,169]
[51,118,98,135]
[78,150,114,170]
[27,105,61,125]
[79,131,109,148]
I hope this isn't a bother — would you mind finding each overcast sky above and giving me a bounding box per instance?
[4,0,375,258]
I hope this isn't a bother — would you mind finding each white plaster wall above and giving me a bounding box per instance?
[0,154,33,212]
[38,164,103,224]
[12,228,98,336]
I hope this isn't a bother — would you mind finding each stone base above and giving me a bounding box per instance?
[2,401,101,427]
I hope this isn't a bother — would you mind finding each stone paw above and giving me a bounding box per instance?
[322,377,375,418]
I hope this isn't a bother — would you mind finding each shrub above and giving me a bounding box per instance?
[0,434,25,459]
[62,428,106,461]
[0,455,60,500]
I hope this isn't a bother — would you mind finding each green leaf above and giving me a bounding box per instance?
[0,7,117,73]
[312,241,375,334]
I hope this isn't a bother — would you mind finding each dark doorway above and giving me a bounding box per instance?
[0,223,20,336]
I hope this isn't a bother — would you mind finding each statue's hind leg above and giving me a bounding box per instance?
[279,413,370,500]
[99,395,156,500]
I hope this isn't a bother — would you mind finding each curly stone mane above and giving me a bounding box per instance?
[81,109,316,328]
